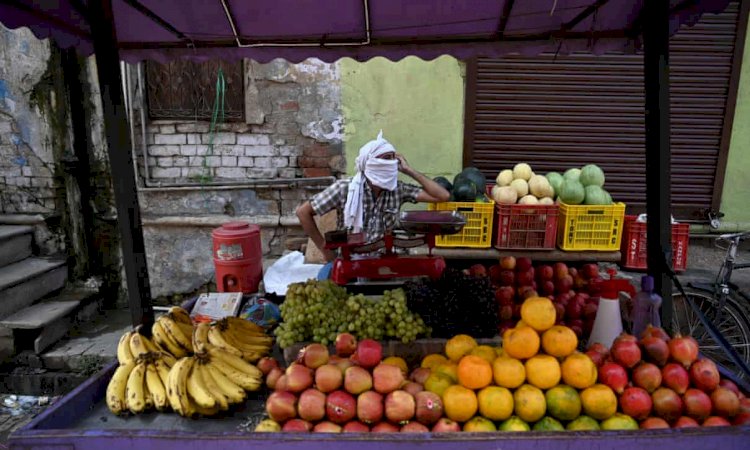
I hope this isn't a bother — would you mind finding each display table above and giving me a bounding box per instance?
[409,246,621,263]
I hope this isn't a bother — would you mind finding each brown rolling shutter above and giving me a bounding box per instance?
[467,1,742,221]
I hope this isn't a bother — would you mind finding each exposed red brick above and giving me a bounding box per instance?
[298,156,331,168]
[303,143,332,158]
[280,101,299,111]
[303,168,331,178]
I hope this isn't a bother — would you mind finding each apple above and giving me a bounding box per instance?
[468,264,487,278]
[568,267,578,278]
[553,262,569,280]
[516,257,533,272]
[554,303,565,322]
[522,289,538,300]
[574,275,587,290]
[517,269,534,287]
[499,305,513,321]
[499,270,515,287]
[488,265,503,284]
[538,265,554,282]
[494,286,515,306]
[541,280,555,296]
[555,275,573,294]
[512,304,522,319]
[581,263,599,280]
[566,298,583,320]
[500,256,516,270]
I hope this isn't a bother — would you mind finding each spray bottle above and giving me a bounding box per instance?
[632,275,662,338]
[589,269,636,349]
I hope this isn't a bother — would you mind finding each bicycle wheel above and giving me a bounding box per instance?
[671,289,750,377]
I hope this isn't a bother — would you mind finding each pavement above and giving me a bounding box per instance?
[0,239,747,444]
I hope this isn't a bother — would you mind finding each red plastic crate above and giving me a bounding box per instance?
[494,204,559,250]
[621,215,690,272]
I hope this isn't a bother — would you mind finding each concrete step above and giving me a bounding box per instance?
[0,258,67,321]
[0,225,33,268]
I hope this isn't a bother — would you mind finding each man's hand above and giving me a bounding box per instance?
[395,153,413,176]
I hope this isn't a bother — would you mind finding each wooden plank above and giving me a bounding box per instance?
[0,301,79,329]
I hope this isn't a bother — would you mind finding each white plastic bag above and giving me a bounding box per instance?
[263,251,323,295]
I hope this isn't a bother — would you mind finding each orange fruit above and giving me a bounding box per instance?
[443,385,478,422]
[470,345,498,364]
[545,385,582,421]
[520,297,556,332]
[424,372,454,397]
[560,352,598,389]
[580,384,617,420]
[524,355,561,389]
[513,384,546,423]
[433,362,458,383]
[541,325,579,357]
[421,353,448,370]
[382,356,408,375]
[445,335,478,362]
[492,356,526,388]
[477,386,514,421]
[457,355,493,390]
[502,326,540,360]
[463,416,496,432]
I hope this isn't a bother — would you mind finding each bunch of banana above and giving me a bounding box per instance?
[106,352,172,415]
[151,307,195,358]
[202,317,273,363]
[165,347,263,418]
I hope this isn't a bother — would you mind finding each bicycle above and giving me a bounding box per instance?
[670,231,750,381]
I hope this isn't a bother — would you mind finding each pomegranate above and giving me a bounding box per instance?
[335,333,357,357]
[585,349,606,367]
[683,388,713,421]
[718,379,741,396]
[662,363,690,394]
[402,381,424,396]
[373,363,406,394]
[371,422,400,433]
[702,416,731,427]
[326,390,357,424]
[432,418,461,432]
[356,390,384,424]
[285,363,314,393]
[641,336,670,366]
[351,339,382,369]
[300,343,329,369]
[266,367,283,390]
[611,338,642,369]
[614,333,638,344]
[652,387,684,422]
[344,366,373,395]
[739,398,750,415]
[282,419,312,432]
[632,363,663,393]
[673,416,700,428]
[297,388,326,422]
[668,335,699,368]
[640,324,671,341]
[385,390,416,424]
[689,359,720,392]
[400,422,430,433]
[620,387,653,420]
[342,421,370,433]
[414,391,444,425]
[640,417,669,429]
[313,421,342,433]
[598,362,629,394]
[710,387,740,418]
[410,367,431,385]
[257,357,280,375]
[315,364,344,393]
[265,391,297,422]
[275,374,289,392]
[587,342,610,357]
[732,412,750,425]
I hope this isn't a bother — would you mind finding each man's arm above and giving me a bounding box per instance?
[296,201,336,262]
[396,154,450,203]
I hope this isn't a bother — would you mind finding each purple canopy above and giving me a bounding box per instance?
[0,0,733,62]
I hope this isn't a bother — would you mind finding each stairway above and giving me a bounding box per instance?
[0,225,99,361]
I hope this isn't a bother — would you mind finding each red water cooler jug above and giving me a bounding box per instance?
[212,222,263,293]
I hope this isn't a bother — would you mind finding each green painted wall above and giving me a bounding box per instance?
[720,18,750,230]
[339,56,465,183]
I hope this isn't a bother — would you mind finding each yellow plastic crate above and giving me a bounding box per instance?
[557,202,626,251]
[428,200,494,248]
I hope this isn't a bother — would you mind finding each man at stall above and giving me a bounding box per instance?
[296,131,450,279]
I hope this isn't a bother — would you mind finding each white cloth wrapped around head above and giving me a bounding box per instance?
[344,131,399,233]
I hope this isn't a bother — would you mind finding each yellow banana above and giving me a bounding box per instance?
[214,331,265,363]
[187,395,218,418]
[222,317,266,336]
[128,333,151,359]
[166,357,194,416]
[154,358,171,387]
[208,346,263,379]
[207,347,262,391]
[117,331,135,365]
[152,320,188,358]
[160,315,194,353]
[145,362,168,411]
[186,362,217,409]
[175,320,194,339]
[125,361,147,414]
[204,362,246,404]
[193,322,210,354]
[143,372,154,411]
[106,361,135,415]
[168,306,193,325]
[207,327,245,358]
[196,363,230,410]
[160,352,177,367]
[222,326,273,350]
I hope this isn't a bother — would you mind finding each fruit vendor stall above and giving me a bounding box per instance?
[3,0,749,449]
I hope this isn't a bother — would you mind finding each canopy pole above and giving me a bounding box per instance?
[88,0,154,330]
[643,0,673,329]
